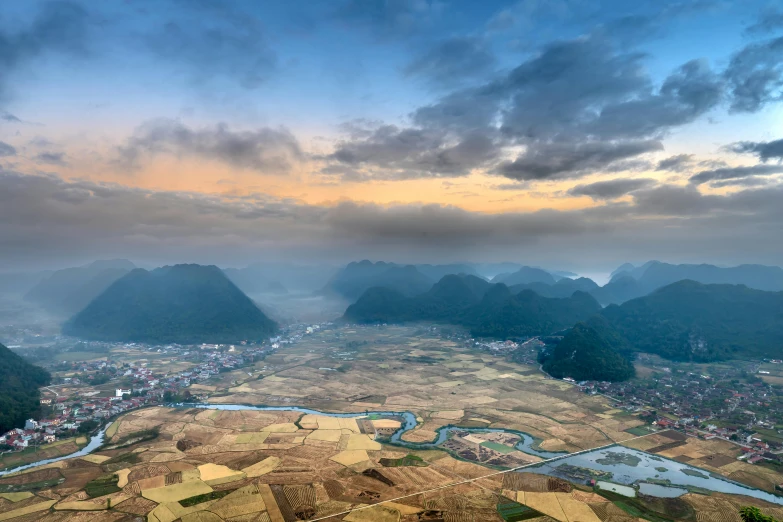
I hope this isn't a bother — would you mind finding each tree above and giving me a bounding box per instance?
[77,420,99,434]
[741,506,779,522]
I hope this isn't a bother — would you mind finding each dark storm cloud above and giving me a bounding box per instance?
[657,154,695,172]
[327,35,724,181]
[0,142,17,157]
[146,3,277,89]
[404,37,496,86]
[118,119,302,173]
[727,138,783,161]
[568,178,657,200]
[689,164,783,185]
[33,151,68,166]
[724,34,783,113]
[496,140,663,181]
[0,1,89,100]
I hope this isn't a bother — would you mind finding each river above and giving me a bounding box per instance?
[1,403,781,506]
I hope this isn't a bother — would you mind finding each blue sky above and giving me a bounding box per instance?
[1,0,783,271]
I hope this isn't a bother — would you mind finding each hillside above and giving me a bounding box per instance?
[344,275,600,338]
[492,266,556,286]
[322,261,435,299]
[541,322,635,382]
[0,343,51,433]
[601,280,783,361]
[510,277,599,299]
[63,264,277,344]
[24,259,136,316]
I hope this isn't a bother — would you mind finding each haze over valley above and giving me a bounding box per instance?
[4,1,783,520]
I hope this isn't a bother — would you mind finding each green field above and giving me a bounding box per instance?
[480,441,517,454]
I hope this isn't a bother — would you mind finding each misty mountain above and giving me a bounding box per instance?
[0,342,51,433]
[24,259,136,317]
[0,270,52,296]
[415,263,479,281]
[600,280,783,361]
[588,274,646,306]
[492,266,557,286]
[323,261,435,299]
[610,261,783,292]
[510,277,599,298]
[223,262,338,295]
[344,275,600,339]
[63,264,277,344]
[541,320,635,382]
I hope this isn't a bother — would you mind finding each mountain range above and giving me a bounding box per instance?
[343,274,602,339]
[63,264,277,344]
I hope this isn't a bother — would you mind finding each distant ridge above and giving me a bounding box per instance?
[24,259,137,316]
[343,274,601,339]
[63,264,277,344]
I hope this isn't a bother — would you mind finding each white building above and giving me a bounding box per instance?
[115,388,132,397]
[24,419,38,430]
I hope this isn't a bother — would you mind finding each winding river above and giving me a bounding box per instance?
[2,402,782,506]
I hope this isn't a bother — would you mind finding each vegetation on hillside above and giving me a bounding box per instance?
[540,322,636,382]
[600,280,783,361]
[344,275,601,339]
[63,264,277,344]
[0,342,51,433]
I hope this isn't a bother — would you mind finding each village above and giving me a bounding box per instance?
[0,322,331,460]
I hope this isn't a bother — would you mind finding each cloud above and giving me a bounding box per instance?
[0,1,89,101]
[568,178,657,200]
[727,138,783,161]
[333,0,442,39]
[0,142,17,157]
[746,8,783,35]
[327,35,724,181]
[724,35,783,113]
[709,176,781,189]
[146,3,277,89]
[325,125,499,180]
[657,154,695,172]
[2,170,783,268]
[117,119,302,173]
[34,151,68,166]
[496,140,663,181]
[1,111,21,123]
[404,37,496,87]
[689,164,783,185]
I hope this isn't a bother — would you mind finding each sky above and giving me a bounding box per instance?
[1,0,783,273]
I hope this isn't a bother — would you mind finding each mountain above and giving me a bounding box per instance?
[541,322,635,382]
[510,277,599,299]
[344,275,600,339]
[469,288,601,338]
[600,280,783,361]
[24,259,136,316]
[634,262,783,293]
[0,270,52,296]
[323,261,435,299]
[63,264,277,344]
[493,266,557,286]
[0,342,51,434]
[589,274,646,305]
[415,264,479,281]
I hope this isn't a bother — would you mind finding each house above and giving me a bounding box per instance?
[115,389,132,398]
[24,419,38,430]
[43,434,56,443]
[40,398,52,405]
